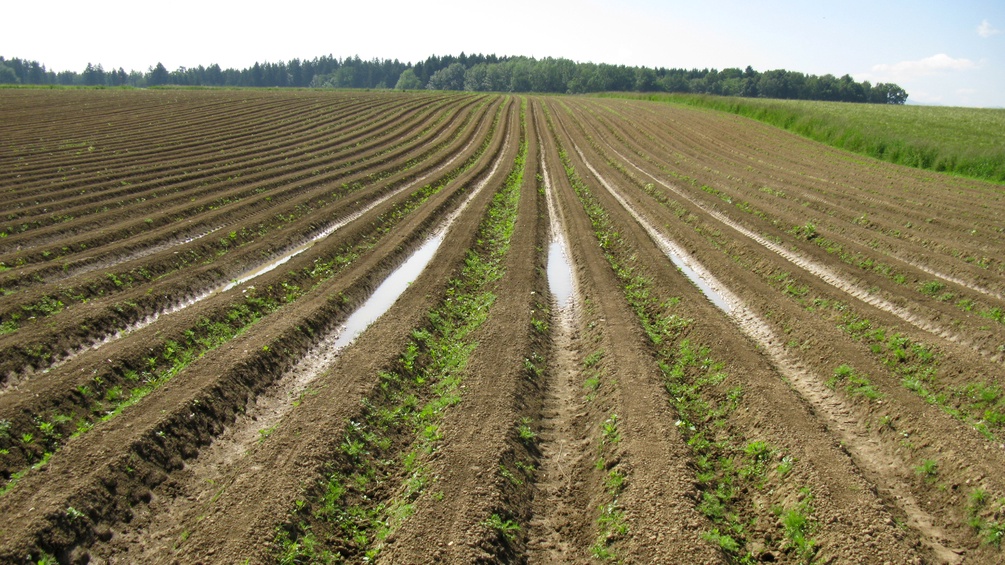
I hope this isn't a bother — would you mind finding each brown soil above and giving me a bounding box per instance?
[1,89,1003,564]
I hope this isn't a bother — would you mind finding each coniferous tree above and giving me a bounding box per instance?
[147,62,169,86]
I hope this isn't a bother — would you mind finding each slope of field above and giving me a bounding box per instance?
[603,92,1005,183]
[1,88,1003,564]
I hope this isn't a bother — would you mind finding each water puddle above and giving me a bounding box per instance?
[611,147,985,352]
[258,128,510,408]
[542,156,576,311]
[9,124,500,391]
[574,146,732,313]
[546,240,574,310]
[662,245,732,313]
[220,128,488,294]
[331,231,444,350]
[222,196,395,292]
[174,134,512,498]
[4,193,415,392]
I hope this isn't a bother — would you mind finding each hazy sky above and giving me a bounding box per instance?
[4,0,1003,107]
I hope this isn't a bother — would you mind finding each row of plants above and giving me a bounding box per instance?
[0,101,511,494]
[0,98,499,379]
[0,95,400,242]
[0,94,476,291]
[590,96,1004,286]
[597,98,1005,451]
[1,92,424,218]
[274,109,527,562]
[622,145,1005,448]
[778,283,1005,550]
[590,99,1005,321]
[589,113,1005,551]
[0,93,467,321]
[548,104,818,562]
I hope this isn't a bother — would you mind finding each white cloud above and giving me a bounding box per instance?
[870,54,979,80]
[977,19,1001,38]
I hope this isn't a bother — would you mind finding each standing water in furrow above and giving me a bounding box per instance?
[328,141,506,351]
[220,196,395,293]
[573,145,733,313]
[187,135,506,464]
[573,137,965,564]
[546,234,575,310]
[110,155,506,563]
[527,147,583,560]
[26,132,483,381]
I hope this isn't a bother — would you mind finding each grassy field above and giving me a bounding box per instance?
[602,93,1005,184]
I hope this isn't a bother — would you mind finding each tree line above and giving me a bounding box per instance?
[0,53,907,104]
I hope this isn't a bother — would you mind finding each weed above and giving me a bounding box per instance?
[32,552,59,565]
[782,508,817,559]
[966,487,1005,547]
[827,364,883,401]
[740,440,774,480]
[919,280,945,297]
[258,423,279,443]
[776,455,795,476]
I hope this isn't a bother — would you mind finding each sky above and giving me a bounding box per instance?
[3,0,1003,107]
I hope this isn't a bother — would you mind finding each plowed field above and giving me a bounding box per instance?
[1,89,1004,564]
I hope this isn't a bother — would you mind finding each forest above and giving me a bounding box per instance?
[0,52,907,103]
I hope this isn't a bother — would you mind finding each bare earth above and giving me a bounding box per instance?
[1,89,1004,564]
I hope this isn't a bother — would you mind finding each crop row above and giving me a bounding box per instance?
[0,92,521,561]
[1,90,1003,562]
[0,95,508,487]
[0,94,494,379]
[550,96,1005,559]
